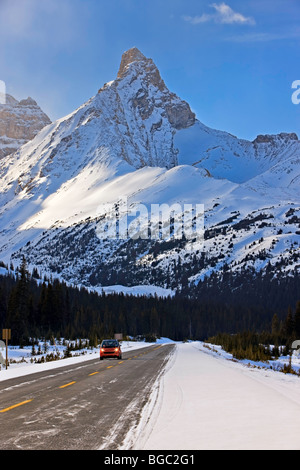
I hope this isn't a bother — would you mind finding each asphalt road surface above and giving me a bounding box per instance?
[0,344,175,450]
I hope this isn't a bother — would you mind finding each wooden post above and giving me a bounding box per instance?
[2,329,11,370]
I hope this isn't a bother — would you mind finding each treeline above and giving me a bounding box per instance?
[186,267,300,316]
[0,258,299,346]
[207,302,300,362]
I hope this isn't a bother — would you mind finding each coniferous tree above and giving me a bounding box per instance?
[294,301,300,338]
[7,257,31,344]
[284,307,295,338]
[0,286,6,330]
[271,313,280,336]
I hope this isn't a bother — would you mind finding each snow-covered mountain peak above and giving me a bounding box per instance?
[0,49,299,292]
[116,47,166,93]
[114,47,196,130]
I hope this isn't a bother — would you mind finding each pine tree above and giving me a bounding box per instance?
[284,307,295,337]
[294,301,300,337]
[271,313,280,336]
[7,257,30,344]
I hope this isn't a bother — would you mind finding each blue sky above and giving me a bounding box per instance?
[0,0,299,140]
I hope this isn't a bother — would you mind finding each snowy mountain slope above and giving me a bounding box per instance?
[0,47,299,293]
[8,163,299,292]
[176,121,300,185]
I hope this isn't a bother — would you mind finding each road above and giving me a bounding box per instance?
[0,343,175,450]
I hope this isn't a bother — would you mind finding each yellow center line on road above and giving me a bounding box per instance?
[0,399,33,413]
[59,381,76,389]
[89,371,99,376]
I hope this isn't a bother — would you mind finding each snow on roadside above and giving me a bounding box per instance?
[128,341,300,450]
[200,341,300,375]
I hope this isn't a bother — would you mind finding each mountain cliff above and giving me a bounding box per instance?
[0,94,51,159]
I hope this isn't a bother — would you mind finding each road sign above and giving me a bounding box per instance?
[2,329,11,341]
[2,329,11,370]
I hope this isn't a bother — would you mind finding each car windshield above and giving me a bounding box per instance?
[102,340,118,347]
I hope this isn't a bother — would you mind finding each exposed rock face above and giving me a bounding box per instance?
[0,94,51,158]
[116,47,196,131]
[117,47,148,79]
[94,48,196,168]
[253,132,298,144]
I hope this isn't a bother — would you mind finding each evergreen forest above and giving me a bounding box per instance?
[0,258,299,353]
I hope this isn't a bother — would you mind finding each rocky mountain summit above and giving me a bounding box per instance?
[0,94,51,158]
[95,46,196,168]
[116,47,195,131]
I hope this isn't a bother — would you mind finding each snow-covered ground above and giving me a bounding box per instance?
[1,338,300,450]
[97,284,175,298]
[126,341,300,450]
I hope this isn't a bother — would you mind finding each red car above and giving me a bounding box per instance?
[100,339,122,360]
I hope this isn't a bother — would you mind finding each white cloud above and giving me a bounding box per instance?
[183,2,255,26]
[212,3,255,25]
[183,14,212,25]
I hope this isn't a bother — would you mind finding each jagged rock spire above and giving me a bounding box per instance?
[117,47,147,78]
[115,47,196,131]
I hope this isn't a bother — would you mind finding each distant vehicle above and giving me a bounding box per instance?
[100,339,122,360]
